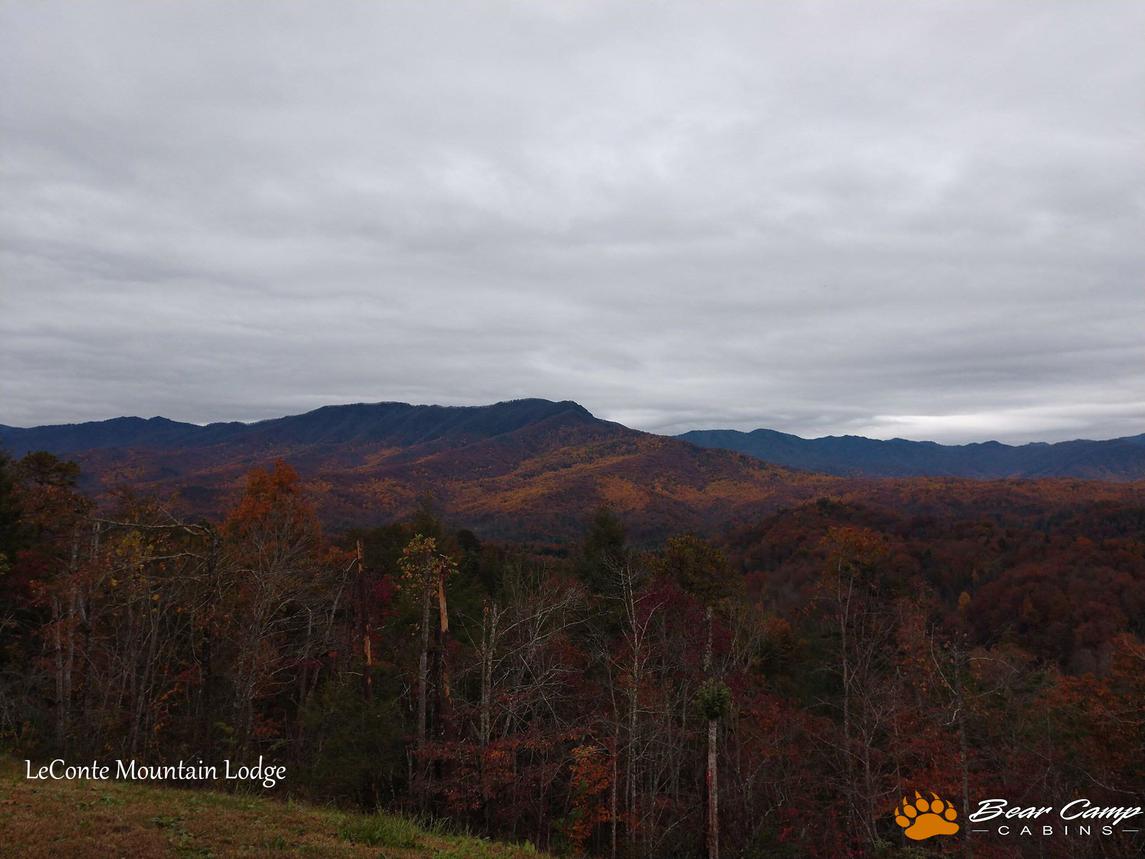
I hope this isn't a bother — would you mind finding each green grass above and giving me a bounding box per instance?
[336,813,421,848]
[0,758,543,858]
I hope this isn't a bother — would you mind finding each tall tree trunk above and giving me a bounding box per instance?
[435,576,451,736]
[627,681,637,851]
[52,594,64,745]
[79,520,99,738]
[707,718,719,859]
[704,605,718,859]
[357,540,372,699]
[53,529,81,749]
[610,721,619,859]
[954,645,973,859]
[479,601,497,748]
[479,600,497,830]
[838,562,856,830]
[416,566,432,807]
[862,737,876,844]
[431,573,452,792]
[626,571,640,853]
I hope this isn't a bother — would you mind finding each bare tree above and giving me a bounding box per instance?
[398,534,454,805]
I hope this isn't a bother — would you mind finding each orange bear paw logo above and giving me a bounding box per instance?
[894,791,959,841]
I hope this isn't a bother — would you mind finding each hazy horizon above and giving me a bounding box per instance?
[2,396,1142,447]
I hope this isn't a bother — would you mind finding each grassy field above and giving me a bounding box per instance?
[0,761,543,859]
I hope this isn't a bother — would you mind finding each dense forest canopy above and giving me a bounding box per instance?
[1,450,1142,858]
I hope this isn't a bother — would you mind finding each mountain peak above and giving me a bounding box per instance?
[0,398,601,456]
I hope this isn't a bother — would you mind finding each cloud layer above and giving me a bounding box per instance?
[2,1,1143,442]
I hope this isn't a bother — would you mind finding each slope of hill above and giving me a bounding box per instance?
[677,426,1145,480]
[0,760,541,859]
[5,401,1144,541]
[0,400,838,540]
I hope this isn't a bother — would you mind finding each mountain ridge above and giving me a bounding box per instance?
[4,400,1145,543]
[678,426,1145,480]
[0,398,599,455]
[4,400,1145,483]
[2,399,837,539]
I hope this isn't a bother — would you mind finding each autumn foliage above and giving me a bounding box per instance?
[1,450,1143,858]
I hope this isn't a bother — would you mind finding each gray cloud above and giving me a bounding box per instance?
[2,1,1143,443]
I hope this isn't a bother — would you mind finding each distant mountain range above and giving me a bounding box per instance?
[5,401,1142,481]
[0,400,836,539]
[677,427,1145,480]
[0,399,602,456]
[2,400,1142,539]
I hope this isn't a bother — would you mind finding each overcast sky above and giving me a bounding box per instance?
[2,1,1142,443]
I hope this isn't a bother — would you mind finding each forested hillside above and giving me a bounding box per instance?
[4,400,1144,545]
[1,400,842,540]
[2,450,1142,857]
